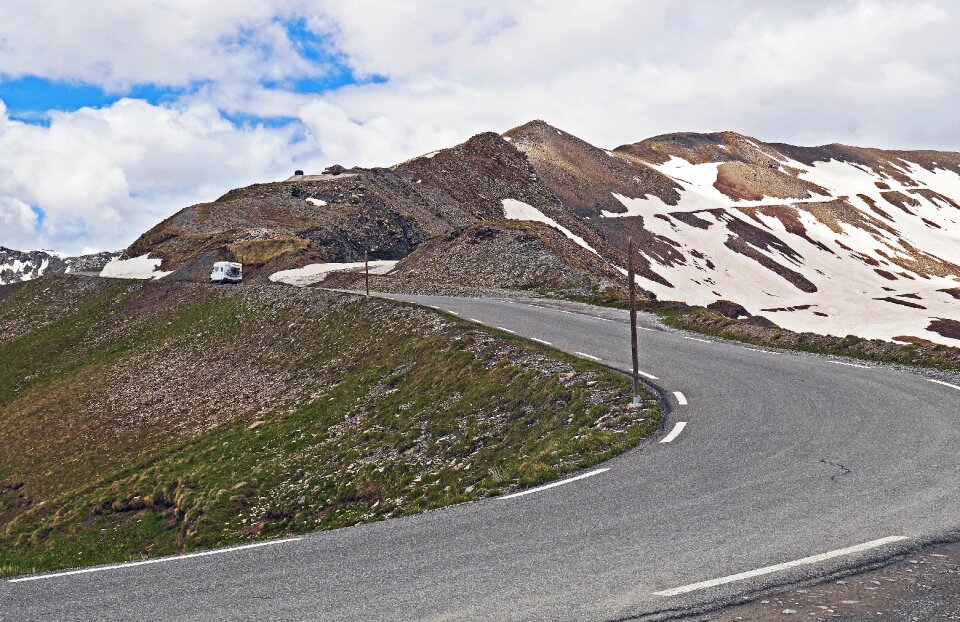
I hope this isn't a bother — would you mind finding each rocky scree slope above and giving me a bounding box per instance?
[117,120,959,345]
[0,275,656,577]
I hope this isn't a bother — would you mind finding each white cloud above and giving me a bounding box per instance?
[0,0,959,254]
[0,100,312,254]
[0,0,321,89]
[0,197,40,249]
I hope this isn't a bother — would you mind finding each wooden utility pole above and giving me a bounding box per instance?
[628,237,641,404]
[365,251,370,298]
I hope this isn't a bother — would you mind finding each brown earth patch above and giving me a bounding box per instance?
[880,190,920,214]
[738,204,833,253]
[714,161,827,201]
[928,318,960,340]
[910,188,960,209]
[874,296,927,309]
[938,287,960,299]
[857,194,894,221]
[226,238,311,265]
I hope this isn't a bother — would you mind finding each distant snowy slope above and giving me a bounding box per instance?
[598,135,960,344]
[0,247,119,285]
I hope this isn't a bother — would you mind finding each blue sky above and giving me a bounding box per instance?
[0,1,957,255]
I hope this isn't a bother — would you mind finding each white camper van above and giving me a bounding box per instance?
[210,261,242,284]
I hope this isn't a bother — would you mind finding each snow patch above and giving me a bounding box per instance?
[99,255,171,280]
[501,199,599,255]
[270,260,398,287]
[305,197,327,207]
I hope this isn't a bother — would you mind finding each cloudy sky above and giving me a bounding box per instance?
[1,0,957,254]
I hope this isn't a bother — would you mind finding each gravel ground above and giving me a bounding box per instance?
[681,538,960,621]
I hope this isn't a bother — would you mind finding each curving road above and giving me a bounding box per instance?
[4,293,960,621]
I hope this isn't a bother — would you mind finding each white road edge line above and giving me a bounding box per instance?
[660,422,687,443]
[638,327,657,332]
[829,360,871,369]
[448,311,458,316]
[496,327,516,334]
[592,317,613,322]
[929,379,960,391]
[684,336,711,343]
[8,537,304,583]
[653,536,909,597]
[639,370,658,380]
[531,338,552,346]
[499,468,609,500]
[575,352,601,361]
[467,318,482,323]
[747,348,775,354]
[674,391,688,406]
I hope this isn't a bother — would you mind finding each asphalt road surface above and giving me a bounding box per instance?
[4,292,959,621]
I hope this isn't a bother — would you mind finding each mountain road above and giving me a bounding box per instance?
[4,292,959,621]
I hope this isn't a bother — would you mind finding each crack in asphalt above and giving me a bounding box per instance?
[820,458,853,483]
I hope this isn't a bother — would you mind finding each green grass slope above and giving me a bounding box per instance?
[0,276,659,577]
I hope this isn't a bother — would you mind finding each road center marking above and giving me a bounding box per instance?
[653,536,909,597]
[929,379,960,391]
[660,422,686,443]
[531,338,552,346]
[498,468,609,500]
[575,352,601,361]
[8,537,304,583]
[829,360,871,369]
[674,391,688,406]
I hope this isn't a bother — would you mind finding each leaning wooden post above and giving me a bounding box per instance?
[628,237,641,404]
[365,251,370,298]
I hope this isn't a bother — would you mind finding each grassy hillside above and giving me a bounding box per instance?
[0,276,659,577]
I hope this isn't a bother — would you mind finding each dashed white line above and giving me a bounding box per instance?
[575,352,601,361]
[674,391,688,406]
[829,360,871,369]
[498,468,609,500]
[496,327,516,334]
[638,326,657,332]
[8,537,304,583]
[653,536,909,597]
[747,348,775,354]
[638,370,658,380]
[684,336,711,343]
[467,318,482,323]
[929,379,960,391]
[660,422,687,443]
[531,338,552,346]
[448,311,459,316]
[592,316,613,322]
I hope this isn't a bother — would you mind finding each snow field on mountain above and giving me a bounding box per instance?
[270,260,398,287]
[605,154,960,344]
[502,198,600,255]
[99,255,172,280]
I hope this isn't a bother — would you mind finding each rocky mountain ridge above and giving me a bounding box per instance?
[0,247,118,285]
[50,120,960,345]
